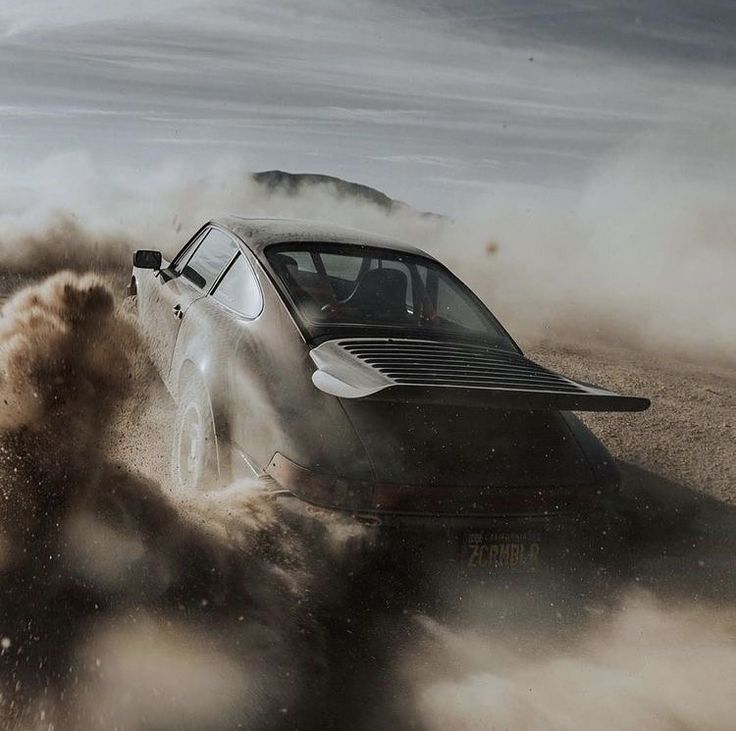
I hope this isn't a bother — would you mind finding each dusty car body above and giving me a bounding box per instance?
[130,217,649,572]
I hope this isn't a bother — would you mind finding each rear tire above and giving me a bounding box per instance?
[171,372,222,491]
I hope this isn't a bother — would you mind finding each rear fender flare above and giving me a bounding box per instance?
[175,360,230,482]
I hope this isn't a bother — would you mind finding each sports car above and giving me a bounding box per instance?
[129,217,649,572]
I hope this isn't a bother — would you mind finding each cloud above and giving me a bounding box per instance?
[1,0,735,211]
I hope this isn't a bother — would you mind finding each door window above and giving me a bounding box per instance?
[172,229,209,275]
[181,229,239,290]
[211,253,263,318]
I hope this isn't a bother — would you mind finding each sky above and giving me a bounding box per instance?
[1,0,735,212]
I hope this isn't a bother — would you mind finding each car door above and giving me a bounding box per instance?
[146,226,239,388]
[141,228,206,379]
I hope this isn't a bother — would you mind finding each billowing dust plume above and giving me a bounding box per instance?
[0,272,735,730]
[0,155,443,277]
[1,145,734,365]
[407,592,736,731]
[0,272,138,567]
[0,150,735,728]
[0,273,399,730]
[446,148,736,366]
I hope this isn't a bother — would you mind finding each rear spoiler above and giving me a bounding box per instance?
[309,338,650,412]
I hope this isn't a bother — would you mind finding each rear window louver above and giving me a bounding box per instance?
[309,338,650,412]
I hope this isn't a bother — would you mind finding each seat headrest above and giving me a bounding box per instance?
[348,267,408,319]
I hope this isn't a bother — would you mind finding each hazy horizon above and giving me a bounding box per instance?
[2,0,735,213]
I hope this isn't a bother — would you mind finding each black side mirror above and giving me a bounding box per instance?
[133,249,162,270]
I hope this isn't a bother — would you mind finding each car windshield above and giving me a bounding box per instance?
[265,243,513,346]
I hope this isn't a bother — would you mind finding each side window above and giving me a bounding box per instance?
[181,229,239,291]
[211,253,263,318]
[172,229,209,275]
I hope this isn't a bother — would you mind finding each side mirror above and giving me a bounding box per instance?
[133,249,162,270]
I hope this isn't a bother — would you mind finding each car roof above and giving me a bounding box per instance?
[210,216,434,261]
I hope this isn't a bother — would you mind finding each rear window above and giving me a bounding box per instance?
[265,242,513,347]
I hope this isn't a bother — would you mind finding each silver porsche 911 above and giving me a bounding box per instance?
[129,217,649,573]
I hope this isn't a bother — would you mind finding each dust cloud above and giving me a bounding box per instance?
[1,142,734,366]
[0,271,734,730]
[411,594,736,731]
[0,272,398,730]
[0,150,735,729]
[0,154,441,277]
[439,139,736,367]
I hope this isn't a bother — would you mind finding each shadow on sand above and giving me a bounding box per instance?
[616,461,736,603]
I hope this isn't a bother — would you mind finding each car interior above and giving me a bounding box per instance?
[266,244,502,339]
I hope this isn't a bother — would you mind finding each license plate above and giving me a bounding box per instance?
[462,530,544,572]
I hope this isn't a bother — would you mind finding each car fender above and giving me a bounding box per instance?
[560,411,620,491]
[168,302,237,469]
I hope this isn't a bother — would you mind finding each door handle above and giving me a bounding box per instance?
[172,303,183,319]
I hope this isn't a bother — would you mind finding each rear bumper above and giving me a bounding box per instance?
[273,491,614,530]
[267,452,616,520]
